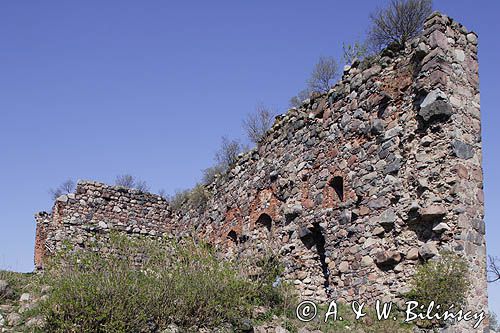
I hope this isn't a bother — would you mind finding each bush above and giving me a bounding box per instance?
[242,104,275,144]
[49,179,76,200]
[307,56,339,93]
[368,0,433,50]
[187,184,210,213]
[405,251,470,327]
[115,174,150,192]
[36,234,290,332]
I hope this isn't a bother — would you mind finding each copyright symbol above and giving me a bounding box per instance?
[296,300,317,322]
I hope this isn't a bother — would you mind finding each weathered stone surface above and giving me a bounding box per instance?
[378,209,396,226]
[374,250,402,267]
[452,140,474,159]
[418,89,453,121]
[406,248,419,260]
[419,205,446,221]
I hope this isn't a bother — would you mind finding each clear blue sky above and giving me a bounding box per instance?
[1,0,499,314]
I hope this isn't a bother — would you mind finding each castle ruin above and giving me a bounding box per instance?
[34,12,488,332]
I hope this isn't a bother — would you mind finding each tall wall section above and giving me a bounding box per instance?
[35,12,486,331]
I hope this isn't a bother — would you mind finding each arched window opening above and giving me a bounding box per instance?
[256,213,272,232]
[330,176,344,202]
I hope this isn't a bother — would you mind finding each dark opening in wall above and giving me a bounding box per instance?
[227,230,238,244]
[330,176,344,202]
[256,213,272,232]
[299,223,331,295]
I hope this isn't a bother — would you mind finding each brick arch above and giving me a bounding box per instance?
[249,188,279,231]
[323,172,350,208]
[256,213,272,232]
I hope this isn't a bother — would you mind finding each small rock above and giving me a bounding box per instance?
[25,315,46,328]
[361,256,374,267]
[419,89,453,122]
[378,209,396,226]
[406,248,419,260]
[419,243,439,260]
[161,323,181,333]
[56,194,68,203]
[6,312,21,326]
[98,221,108,229]
[371,119,385,135]
[373,227,385,236]
[19,293,31,302]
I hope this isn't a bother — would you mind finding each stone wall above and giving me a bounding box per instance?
[34,12,487,332]
[34,181,174,269]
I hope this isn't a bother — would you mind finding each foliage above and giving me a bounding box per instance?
[405,251,470,327]
[166,188,191,212]
[201,164,226,185]
[114,174,150,192]
[49,179,75,200]
[368,0,433,50]
[487,255,500,283]
[243,104,276,144]
[307,56,340,93]
[0,270,34,302]
[343,40,369,65]
[215,136,244,170]
[34,235,290,332]
[187,184,210,213]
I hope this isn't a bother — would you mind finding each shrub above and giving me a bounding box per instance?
[243,104,275,144]
[36,234,289,332]
[307,56,340,93]
[187,184,210,213]
[115,174,150,192]
[342,41,369,65]
[405,251,470,327]
[368,0,433,51]
[49,179,75,200]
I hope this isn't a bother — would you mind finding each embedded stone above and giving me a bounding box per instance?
[406,248,419,260]
[374,250,401,266]
[420,205,446,221]
[56,195,68,203]
[378,208,397,226]
[452,140,474,159]
[419,89,453,121]
[419,243,439,259]
[339,261,349,273]
[433,222,451,232]
[361,256,374,267]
